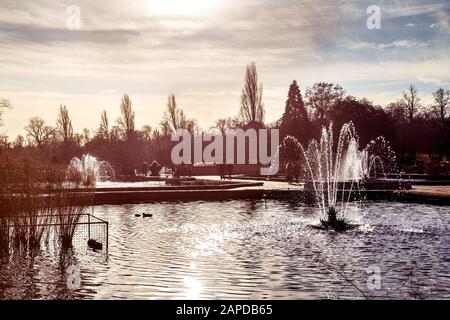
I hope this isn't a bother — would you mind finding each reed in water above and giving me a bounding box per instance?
[0,155,94,255]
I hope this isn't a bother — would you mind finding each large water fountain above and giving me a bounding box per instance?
[284,122,404,231]
[67,154,115,187]
[298,122,363,231]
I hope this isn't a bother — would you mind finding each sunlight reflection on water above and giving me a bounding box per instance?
[0,200,449,299]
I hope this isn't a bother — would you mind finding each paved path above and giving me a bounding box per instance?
[205,176,450,196]
[410,185,450,195]
[205,176,450,205]
[395,184,450,205]
[200,176,305,190]
[90,177,450,205]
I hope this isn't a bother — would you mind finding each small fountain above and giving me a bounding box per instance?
[361,150,385,179]
[360,136,412,191]
[67,154,115,187]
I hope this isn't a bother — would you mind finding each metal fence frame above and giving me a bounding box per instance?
[0,213,109,251]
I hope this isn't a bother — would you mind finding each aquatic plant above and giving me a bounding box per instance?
[0,155,94,254]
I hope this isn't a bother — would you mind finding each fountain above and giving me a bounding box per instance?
[360,136,413,191]
[285,122,411,231]
[67,154,115,187]
[296,122,364,231]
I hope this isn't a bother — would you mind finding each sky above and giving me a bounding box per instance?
[1,0,450,139]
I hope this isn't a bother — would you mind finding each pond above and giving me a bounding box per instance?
[0,200,449,299]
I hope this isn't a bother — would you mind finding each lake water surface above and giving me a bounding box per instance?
[1,200,449,299]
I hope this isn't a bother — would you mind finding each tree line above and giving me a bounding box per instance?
[1,62,449,174]
[278,81,449,168]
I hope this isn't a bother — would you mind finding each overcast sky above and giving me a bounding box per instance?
[1,0,449,138]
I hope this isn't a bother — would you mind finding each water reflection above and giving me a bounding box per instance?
[183,276,202,299]
[0,200,449,299]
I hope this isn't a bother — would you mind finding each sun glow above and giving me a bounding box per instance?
[148,0,222,16]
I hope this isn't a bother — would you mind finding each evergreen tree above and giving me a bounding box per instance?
[280,80,310,144]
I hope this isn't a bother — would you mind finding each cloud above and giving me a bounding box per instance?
[416,75,446,85]
[1,0,450,138]
[99,89,118,94]
[382,1,448,19]
[434,10,450,34]
[381,40,422,48]
[345,40,423,50]
[0,22,141,44]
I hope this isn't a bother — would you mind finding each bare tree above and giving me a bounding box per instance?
[0,135,9,150]
[110,125,121,142]
[432,88,449,124]
[402,85,422,123]
[161,94,195,134]
[73,133,83,147]
[162,94,178,133]
[0,99,10,153]
[141,125,153,141]
[386,100,407,122]
[97,110,110,141]
[160,119,171,136]
[117,94,135,139]
[238,62,265,125]
[56,105,74,144]
[82,128,90,146]
[212,117,233,135]
[13,135,25,148]
[25,117,54,148]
